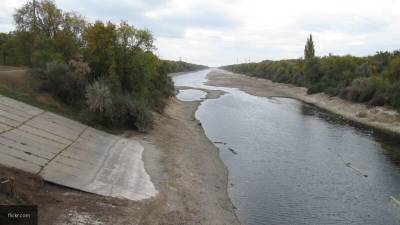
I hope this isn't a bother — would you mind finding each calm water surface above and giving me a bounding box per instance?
[174,70,400,225]
[176,89,207,101]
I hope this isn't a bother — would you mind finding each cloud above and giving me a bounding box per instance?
[1,0,399,66]
[58,0,240,38]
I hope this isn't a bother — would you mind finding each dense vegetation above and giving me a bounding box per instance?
[222,35,400,110]
[0,0,204,131]
[161,60,208,73]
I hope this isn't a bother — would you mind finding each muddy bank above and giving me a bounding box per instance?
[136,88,239,225]
[207,69,400,136]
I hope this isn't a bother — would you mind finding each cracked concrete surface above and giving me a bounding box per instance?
[0,95,158,201]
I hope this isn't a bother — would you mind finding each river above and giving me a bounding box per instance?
[174,69,400,225]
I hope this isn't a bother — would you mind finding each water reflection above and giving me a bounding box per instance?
[176,89,207,102]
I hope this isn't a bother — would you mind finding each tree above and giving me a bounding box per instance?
[386,56,400,81]
[62,12,87,45]
[83,21,117,79]
[0,33,10,64]
[14,0,63,38]
[304,34,319,85]
[54,29,80,61]
[114,21,156,93]
[304,34,315,61]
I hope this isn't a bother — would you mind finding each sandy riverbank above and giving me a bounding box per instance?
[207,69,400,136]
[135,89,239,225]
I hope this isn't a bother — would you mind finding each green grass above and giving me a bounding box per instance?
[0,67,82,121]
[0,67,125,134]
[0,85,82,120]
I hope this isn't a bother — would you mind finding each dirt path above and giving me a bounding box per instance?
[207,69,400,136]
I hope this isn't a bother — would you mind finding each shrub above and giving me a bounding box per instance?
[369,89,388,106]
[38,60,89,103]
[109,95,154,132]
[129,100,154,132]
[85,92,154,132]
[85,78,112,113]
[307,83,324,94]
[339,78,376,102]
[389,81,400,109]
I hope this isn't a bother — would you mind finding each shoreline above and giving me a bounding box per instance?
[207,69,400,137]
[134,87,240,225]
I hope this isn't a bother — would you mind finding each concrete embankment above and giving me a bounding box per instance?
[0,94,158,201]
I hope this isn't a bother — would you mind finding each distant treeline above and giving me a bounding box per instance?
[0,0,202,131]
[161,60,208,73]
[222,35,400,110]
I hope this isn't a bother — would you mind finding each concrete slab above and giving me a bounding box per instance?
[0,109,28,124]
[18,125,73,146]
[41,137,158,200]
[0,136,55,160]
[0,96,43,116]
[0,143,48,166]
[3,129,65,153]
[0,95,158,201]
[0,116,21,127]
[0,123,12,133]
[0,153,42,173]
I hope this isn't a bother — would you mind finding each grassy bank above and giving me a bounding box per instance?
[0,67,82,119]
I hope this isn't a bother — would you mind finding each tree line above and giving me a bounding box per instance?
[0,0,205,131]
[222,35,400,110]
[161,60,208,73]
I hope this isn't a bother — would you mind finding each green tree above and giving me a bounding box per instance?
[304,34,319,85]
[304,34,315,61]
[0,33,10,64]
[386,56,400,81]
[14,0,63,38]
[83,21,117,79]
[8,31,36,66]
[62,12,87,45]
[114,21,155,93]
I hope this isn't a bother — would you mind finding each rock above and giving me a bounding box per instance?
[356,111,367,118]
[213,141,227,145]
[228,148,238,155]
[0,177,15,196]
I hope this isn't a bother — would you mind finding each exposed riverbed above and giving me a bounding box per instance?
[174,69,400,225]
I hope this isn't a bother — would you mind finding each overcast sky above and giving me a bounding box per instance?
[1,0,400,66]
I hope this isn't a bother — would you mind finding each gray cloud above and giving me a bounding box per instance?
[293,14,389,34]
[1,0,399,66]
[57,0,239,38]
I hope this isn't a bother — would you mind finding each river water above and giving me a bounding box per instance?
[174,69,400,225]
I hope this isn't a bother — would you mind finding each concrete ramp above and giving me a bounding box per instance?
[0,95,158,201]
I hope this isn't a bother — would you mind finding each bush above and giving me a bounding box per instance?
[307,83,324,94]
[85,90,154,132]
[109,95,154,132]
[85,78,112,113]
[129,100,154,132]
[389,81,400,109]
[339,78,376,102]
[369,89,388,106]
[38,60,89,103]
